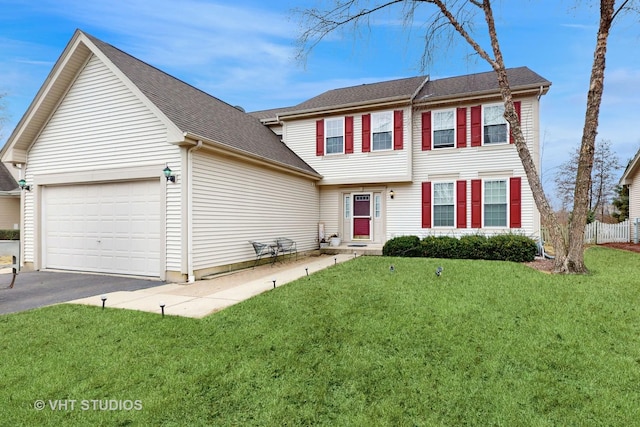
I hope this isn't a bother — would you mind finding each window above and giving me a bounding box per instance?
[325,118,344,154]
[483,104,507,144]
[371,111,392,151]
[344,195,351,218]
[433,110,455,148]
[484,180,507,226]
[433,182,455,227]
[374,194,381,218]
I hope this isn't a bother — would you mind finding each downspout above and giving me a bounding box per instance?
[186,140,203,282]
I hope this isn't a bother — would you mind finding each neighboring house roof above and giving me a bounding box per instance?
[0,162,18,192]
[620,148,640,185]
[2,30,320,178]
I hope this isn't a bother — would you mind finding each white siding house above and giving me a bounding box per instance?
[1,29,551,283]
[620,149,640,239]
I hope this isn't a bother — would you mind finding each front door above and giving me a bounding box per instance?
[353,194,371,240]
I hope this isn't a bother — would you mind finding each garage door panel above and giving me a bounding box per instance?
[44,181,161,277]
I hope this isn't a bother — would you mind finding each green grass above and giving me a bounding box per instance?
[1,246,639,426]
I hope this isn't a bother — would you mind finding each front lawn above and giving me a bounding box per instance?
[1,247,639,426]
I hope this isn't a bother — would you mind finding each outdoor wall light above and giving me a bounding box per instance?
[18,179,31,191]
[163,166,176,183]
[389,189,395,199]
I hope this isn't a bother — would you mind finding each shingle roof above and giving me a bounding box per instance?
[415,66,551,102]
[269,67,550,119]
[84,32,319,177]
[292,76,427,112]
[0,163,17,192]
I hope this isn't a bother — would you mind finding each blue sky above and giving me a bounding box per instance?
[1,0,639,206]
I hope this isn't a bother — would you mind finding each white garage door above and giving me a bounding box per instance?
[43,180,161,277]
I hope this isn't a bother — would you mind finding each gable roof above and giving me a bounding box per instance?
[620,148,640,185]
[414,66,551,103]
[2,30,319,178]
[268,66,550,120]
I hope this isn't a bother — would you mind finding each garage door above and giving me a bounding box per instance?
[43,180,161,277]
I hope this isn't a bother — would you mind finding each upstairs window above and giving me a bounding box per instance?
[483,104,507,145]
[433,110,455,149]
[371,111,393,151]
[325,118,344,154]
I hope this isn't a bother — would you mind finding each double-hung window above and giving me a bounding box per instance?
[483,104,508,144]
[433,110,455,148]
[484,180,507,226]
[371,111,393,151]
[325,118,344,154]
[433,182,455,227]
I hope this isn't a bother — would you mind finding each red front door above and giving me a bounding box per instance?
[353,194,371,239]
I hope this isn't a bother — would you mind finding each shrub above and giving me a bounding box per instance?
[421,236,460,259]
[382,235,421,257]
[486,234,537,262]
[458,234,489,259]
[0,229,20,240]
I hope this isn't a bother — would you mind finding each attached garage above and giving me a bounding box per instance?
[42,180,161,277]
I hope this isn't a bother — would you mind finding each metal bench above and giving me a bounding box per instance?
[249,241,278,268]
[276,237,297,262]
[0,240,20,288]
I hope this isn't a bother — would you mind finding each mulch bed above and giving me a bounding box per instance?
[524,242,640,274]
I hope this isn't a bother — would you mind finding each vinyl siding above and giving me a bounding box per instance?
[191,150,319,272]
[629,172,640,231]
[283,107,410,185]
[387,97,540,239]
[0,198,19,229]
[23,54,181,270]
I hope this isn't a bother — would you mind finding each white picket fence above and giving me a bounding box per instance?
[584,219,629,244]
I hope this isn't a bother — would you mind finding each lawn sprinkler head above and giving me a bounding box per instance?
[436,266,443,277]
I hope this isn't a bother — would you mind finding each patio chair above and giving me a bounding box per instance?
[249,241,278,268]
[276,237,297,261]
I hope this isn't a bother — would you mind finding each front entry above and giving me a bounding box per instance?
[353,194,371,240]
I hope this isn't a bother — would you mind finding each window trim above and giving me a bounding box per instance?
[432,109,456,149]
[432,181,456,228]
[370,111,394,152]
[482,103,509,146]
[483,178,508,227]
[324,117,345,155]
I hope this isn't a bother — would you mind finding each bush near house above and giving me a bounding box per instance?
[0,230,20,240]
[383,234,537,262]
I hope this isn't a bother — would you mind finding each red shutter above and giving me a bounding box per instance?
[316,119,324,156]
[456,107,467,148]
[345,116,354,154]
[456,180,467,228]
[471,179,482,228]
[393,110,403,150]
[421,111,431,151]
[470,105,482,147]
[510,101,521,144]
[422,182,432,228]
[362,114,371,153]
[510,177,522,228]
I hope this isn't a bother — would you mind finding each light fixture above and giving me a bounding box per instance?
[160,301,166,317]
[389,189,395,199]
[101,295,107,310]
[18,179,31,192]
[163,166,176,183]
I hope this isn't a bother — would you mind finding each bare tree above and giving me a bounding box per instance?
[554,139,622,220]
[296,0,634,273]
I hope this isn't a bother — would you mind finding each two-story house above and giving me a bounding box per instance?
[257,68,549,246]
[1,30,550,281]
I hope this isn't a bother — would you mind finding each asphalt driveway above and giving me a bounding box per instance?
[0,271,163,315]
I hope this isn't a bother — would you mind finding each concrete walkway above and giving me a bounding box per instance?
[67,253,354,318]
